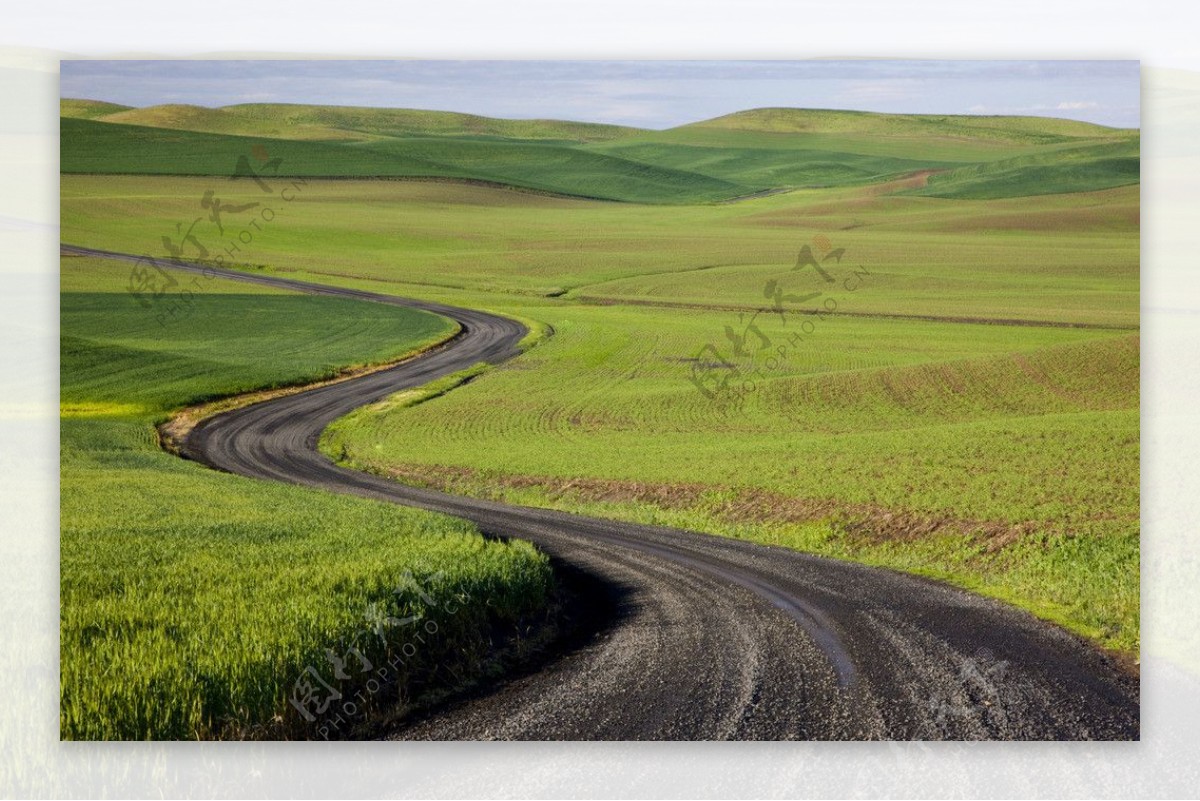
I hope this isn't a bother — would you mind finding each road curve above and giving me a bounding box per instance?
[64,244,1139,740]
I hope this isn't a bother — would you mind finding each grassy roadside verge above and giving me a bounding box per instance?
[320,452,1138,661]
[60,257,556,740]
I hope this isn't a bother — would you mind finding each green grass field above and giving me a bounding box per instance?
[60,175,1138,325]
[60,100,1140,740]
[320,304,1137,652]
[61,169,1140,654]
[60,257,553,739]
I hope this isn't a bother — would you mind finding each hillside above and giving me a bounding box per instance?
[686,107,1135,143]
[59,98,134,119]
[221,103,642,142]
[902,138,1141,199]
[92,102,369,142]
[62,99,641,143]
[59,117,751,203]
[60,99,1141,202]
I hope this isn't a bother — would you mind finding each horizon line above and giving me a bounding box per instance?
[60,96,1142,132]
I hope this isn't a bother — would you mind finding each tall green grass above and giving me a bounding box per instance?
[60,268,456,411]
[60,257,553,740]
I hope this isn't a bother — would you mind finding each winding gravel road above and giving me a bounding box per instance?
[64,244,1139,740]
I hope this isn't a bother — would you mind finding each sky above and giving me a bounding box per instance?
[60,60,1141,129]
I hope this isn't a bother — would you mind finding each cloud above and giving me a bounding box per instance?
[839,79,922,103]
[969,101,1110,116]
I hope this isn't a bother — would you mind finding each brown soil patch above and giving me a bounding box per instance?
[573,295,1136,331]
[366,462,1050,554]
[864,169,945,196]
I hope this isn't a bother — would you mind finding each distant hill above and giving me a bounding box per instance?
[684,107,1135,143]
[60,98,134,120]
[58,117,749,204]
[901,137,1141,199]
[220,103,642,143]
[59,99,1140,202]
[60,99,641,144]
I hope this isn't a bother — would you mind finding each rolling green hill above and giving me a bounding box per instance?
[59,117,754,203]
[60,116,442,176]
[686,106,1133,142]
[583,139,946,188]
[61,99,1140,202]
[353,135,750,201]
[93,102,371,142]
[62,98,640,143]
[902,138,1141,199]
[220,102,641,142]
[60,98,134,119]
